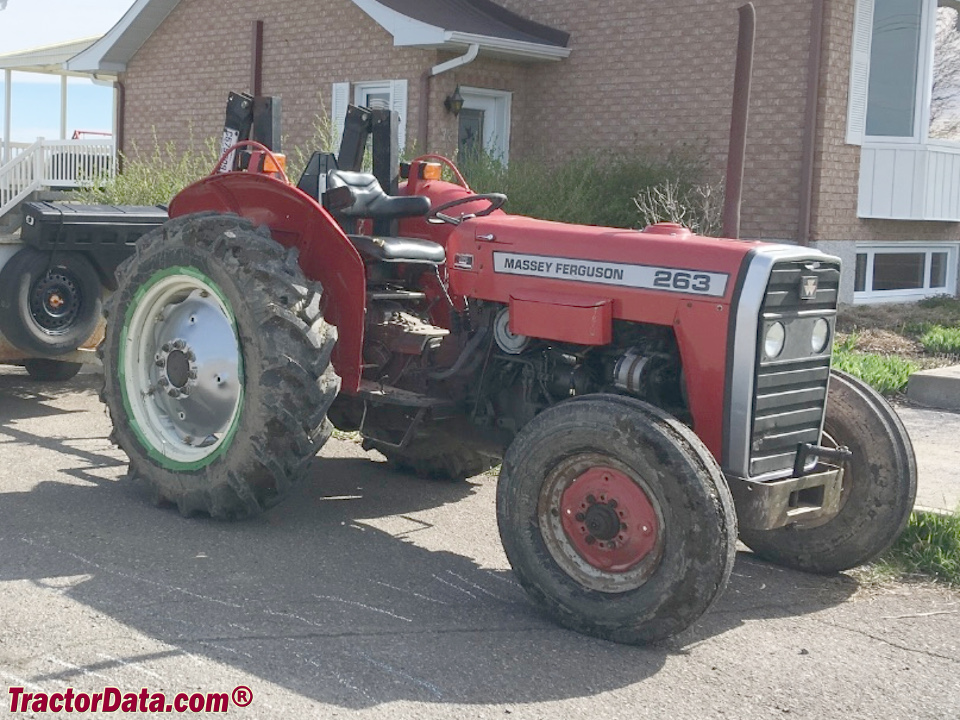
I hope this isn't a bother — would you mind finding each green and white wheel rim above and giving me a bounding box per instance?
[120,267,244,470]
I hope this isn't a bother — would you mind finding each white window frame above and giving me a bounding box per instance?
[331,79,408,151]
[853,242,959,303]
[458,86,512,163]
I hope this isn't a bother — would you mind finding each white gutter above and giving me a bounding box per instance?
[445,32,570,61]
[431,42,480,76]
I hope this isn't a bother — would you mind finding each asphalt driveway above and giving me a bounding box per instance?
[1,369,958,719]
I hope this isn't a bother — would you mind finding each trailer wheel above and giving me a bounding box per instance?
[497,394,737,644]
[739,370,916,573]
[369,437,498,481]
[101,213,340,519]
[23,359,83,382]
[0,247,102,356]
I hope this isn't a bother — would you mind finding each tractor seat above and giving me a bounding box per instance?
[348,235,446,265]
[326,170,430,220]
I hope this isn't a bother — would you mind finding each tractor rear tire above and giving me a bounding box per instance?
[368,437,498,481]
[23,358,83,381]
[101,213,340,519]
[0,247,102,356]
[497,394,737,645]
[739,370,917,573]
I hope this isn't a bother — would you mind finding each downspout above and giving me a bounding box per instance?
[114,80,125,173]
[417,43,480,151]
[797,0,825,246]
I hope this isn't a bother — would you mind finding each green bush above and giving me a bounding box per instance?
[919,325,960,355]
[832,348,919,395]
[74,130,220,207]
[458,149,719,230]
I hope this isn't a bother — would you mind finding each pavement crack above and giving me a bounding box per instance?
[814,618,960,664]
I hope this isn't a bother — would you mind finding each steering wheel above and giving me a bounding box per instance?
[428,193,507,225]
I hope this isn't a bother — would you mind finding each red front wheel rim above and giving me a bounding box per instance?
[538,453,664,594]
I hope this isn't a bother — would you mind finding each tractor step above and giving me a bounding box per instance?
[357,379,454,409]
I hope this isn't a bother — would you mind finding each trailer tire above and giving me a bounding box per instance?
[368,437,498,481]
[0,247,102,356]
[23,359,83,381]
[497,394,737,644]
[101,213,340,519]
[739,370,917,573]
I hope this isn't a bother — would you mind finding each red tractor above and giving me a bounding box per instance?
[99,98,916,644]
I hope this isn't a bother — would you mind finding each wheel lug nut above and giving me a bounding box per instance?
[158,377,169,387]
[168,388,180,398]
[585,535,596,545]
[173,339,186,350]
[575,512,585,522]
[586,495,596,505]
[186,351,196,361]
[155,359,165,367]
[161,343,171,352]
[608,499,618,509]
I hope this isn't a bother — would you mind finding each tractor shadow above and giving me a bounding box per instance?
[0,381,858,709]
[0,368,101,422]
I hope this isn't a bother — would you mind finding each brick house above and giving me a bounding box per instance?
[67,0,960,305]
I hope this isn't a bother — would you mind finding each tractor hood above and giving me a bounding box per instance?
[448,213,767,308]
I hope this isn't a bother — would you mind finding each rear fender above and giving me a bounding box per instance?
[168,173,365,392]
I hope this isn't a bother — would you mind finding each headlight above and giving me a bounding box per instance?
[764,322,786,359]
[811,318,830,354]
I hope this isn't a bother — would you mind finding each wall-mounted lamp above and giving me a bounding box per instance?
[444,86,465,116]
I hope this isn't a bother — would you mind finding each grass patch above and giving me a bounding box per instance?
[918,325,960,354]
[869,510,960,586]
[831,346,920,395]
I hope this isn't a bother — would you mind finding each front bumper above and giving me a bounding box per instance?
[727,452,845,531]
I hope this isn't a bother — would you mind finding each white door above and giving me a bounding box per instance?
[458,87,512,163]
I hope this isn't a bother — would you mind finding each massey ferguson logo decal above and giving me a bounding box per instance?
[493,252,728,297]
[800,275,819,300]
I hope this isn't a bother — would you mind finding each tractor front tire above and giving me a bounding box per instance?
[101,213,340,519]
[739,370,917,573]
[497,394,737,645]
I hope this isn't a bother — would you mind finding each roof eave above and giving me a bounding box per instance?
[351,0,569,62]
[65,0,181,74]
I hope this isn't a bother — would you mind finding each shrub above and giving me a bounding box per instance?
[458,148,719,229]
[832,348,920,394]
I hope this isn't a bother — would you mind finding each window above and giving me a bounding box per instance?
[331,80,408,150]
[848,0,960,144]
[853,244,958,302]
[864,0,923,138]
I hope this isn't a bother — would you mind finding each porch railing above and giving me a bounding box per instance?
[0,138,115,222]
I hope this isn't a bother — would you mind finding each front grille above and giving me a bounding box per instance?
[748,259,839,477]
